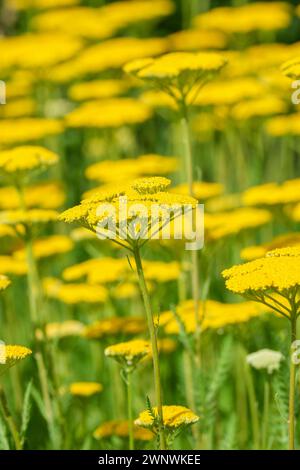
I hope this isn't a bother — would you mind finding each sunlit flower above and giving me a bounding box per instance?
[66,98,152,129]
[105,339,151,368]
[0,275,10,291]
[0,345,32,376]
[0,118,64,145]
[69,382,103,397]
[241,233,300,261]
[135,405,199,430]
[93,420,154,441]
[85,154,178,184]
[68,79,130,102]
[14,235,74,260]
[84,317,147,340]
[194,3,291,34]
[0,146,59,177]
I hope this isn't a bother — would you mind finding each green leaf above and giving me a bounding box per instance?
[20,380,33,447]
[0,415,10,450]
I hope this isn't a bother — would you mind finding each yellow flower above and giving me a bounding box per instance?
[0,256,27,276]
[0,275,10,291]
[0,118,64,146]
[125,52,226,106]
[0,146,59,176]
[68,79,130,102]
[48,37,168,83]
[93,420,154,441]
[0,183,65,210]
[66,98,152,129]
[168,29,228,51]
[7,0,79,10]
[266,114,300,137]
[84,317,146,340]
[222,247,300,295]
[0,98,36,118]
[1,33,82,71]
[0,209,58,227]
[161,299,268,334]
[0,345,32,376]
[59,177,197,249]
[205,208,272,242]
[69,382,103,397]
[241,233,300,261]
[32,1,173,39]
[194,77,266,107]
[231,96,288,122]
[281,56,300,80]
[105,339,151,368]
[194,3,291,34]
[37,320,84,340]
[14,235,74,260]
[172,181,223,201]
[0,224,16,239]
[85,154,178,184]
[45,281,108,305]
[135,405,199,429]
[243,179,300,207]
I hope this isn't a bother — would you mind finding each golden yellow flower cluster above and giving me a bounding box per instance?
[222,246,300,295]
[69,382,103,397]
[105,339,151,368]
[0,344,32,376]
[205,208,272,241]
[0,146,58,176]
[84,317,147,340]
[0,275,10,291]
[59,177,197,248]
[194,2,291,34]
[243,179,300,207]
[135,405,199,429]
[241,233,300,261]
[125,52,227,106]
[94,420,154,441]
[85,154,178,184]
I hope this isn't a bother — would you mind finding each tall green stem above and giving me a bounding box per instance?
[180,112,201,365]
[288,315,297,450]
[133,246,166,450]
[244,360,260,449]
[262,378,270,449]
[127,371,134,450]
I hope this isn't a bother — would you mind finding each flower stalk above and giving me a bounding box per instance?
[132,245,166,450]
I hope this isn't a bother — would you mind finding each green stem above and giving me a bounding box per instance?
[244,360,260,449]
[180,112,201,366]
[288,315,297,450]
[262,378,270,449]
[0,384,22,450]
[133,246,166,450]
[127,371,134,451]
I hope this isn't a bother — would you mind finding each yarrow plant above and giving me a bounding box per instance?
[60,176,198,450]
[105,340,151,449]
[222,246,300,450]
[135,405,199,448]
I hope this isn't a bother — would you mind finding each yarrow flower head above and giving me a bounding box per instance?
[0,344,32,376]
[93,420,154,442]
[69,382,103,397]
[247,349,284,374]
[124,52,227,109]
[0,275,10,291]
[105,339,151,370]
[0,146,59,182]
[222,246,300,321]
[135,405,199,442]
[59,177,198,250]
